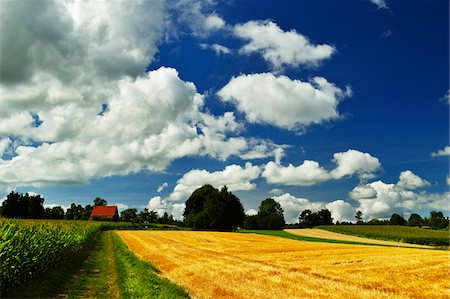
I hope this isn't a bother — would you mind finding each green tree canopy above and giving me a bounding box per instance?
[183,185,245,230]
[93,197,108,206]
[121,208,138,222]
[257,198,285,229]
[298,209,333,228]
[389,213,407,226]
[0,191,45,219]
[407,213,424,227]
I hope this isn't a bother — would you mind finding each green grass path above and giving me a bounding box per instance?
[7,231,189,298]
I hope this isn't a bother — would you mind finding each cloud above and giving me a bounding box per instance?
[272,193,355,223]
[169,162,262,201]
[199,43,231,55]
[380,29,393,38]
[0,138,11,156]
[263,160,331,186]
[396,170,430,190]
[233,20,334,70]
[262,150,380,186]
[349,173,449,220]
[369,0,388,9]
[269,188,284,195]
[431,146,450,157]
[246,209,258,216]
[218,73,351,131]
[0,66,279,187]
[170,0,226,36]
[113,203,129,212]
[330,149,381,180]
[325,200,356,223]
[157,182,169,193]
[440,90,450,105]
[44,203,70,212]
[146,196,185,220]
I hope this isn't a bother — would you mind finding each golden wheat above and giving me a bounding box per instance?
[284,228,432,248]
[117,231,449,299]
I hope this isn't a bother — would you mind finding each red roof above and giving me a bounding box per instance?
[89,205,118,220]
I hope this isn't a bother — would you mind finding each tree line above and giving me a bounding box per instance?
[0,192,181,225]
[1,188,448,230]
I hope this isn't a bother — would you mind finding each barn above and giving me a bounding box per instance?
[89,205,119,221]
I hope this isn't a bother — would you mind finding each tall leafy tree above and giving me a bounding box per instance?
[426,211,449,229]
[389,213,407,226]
[93,197,108,206]
[0,192,45,218]
[184,185,245,230]
[121,208,138,222]
[257,198,285,229]
[407,213,424,227]
[355,210,363,224]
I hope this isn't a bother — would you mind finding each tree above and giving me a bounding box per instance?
[426,211,449,230]
[139,209,158,223]
[81,204,93,220]
[367,218,387,225]
[389,213,407,226]
[0,192,45,219]
[44,206,65,219]
[243,215,259,229]
[184,185,216,229]
[407,213,424,227]
[299,209,314,228]
[183,185,245,230]
[317,209,333,225]
[94,197,108,206]
[121,208,138,222]
[257,198,285,229]
[298,209,333,227]
[355,210,364,224]
[65,203,84,220]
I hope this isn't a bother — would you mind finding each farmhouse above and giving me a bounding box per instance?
[89,205,119,221]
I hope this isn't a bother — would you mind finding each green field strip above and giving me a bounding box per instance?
[238,229,437,249]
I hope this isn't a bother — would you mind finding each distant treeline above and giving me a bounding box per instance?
[0,192,181,225]
[1,188,448,230]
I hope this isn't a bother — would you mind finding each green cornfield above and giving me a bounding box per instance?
[317,225,450,246]
[0,218,131,293]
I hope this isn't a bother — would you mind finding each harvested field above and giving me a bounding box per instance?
[117,231,450,299]
[284,228,432,248]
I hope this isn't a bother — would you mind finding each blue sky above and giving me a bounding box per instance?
[0,0,448,223]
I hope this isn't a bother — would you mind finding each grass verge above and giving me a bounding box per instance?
[239,229,376,245]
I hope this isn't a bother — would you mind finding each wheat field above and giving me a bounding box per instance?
[284,228,431,248]
[117,231,449,299]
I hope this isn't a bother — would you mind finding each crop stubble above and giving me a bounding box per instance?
[117,231,449,299]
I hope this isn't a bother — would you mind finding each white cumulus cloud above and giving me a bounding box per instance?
[234,20,335,70]
[263,160,331,186]
[349,172,448,221]
[169,162,261,201]
[431,146,450,157]
[262,150,380,186]
[218,73,350,131]
[330,149,381,180]
[157,182,169,193]
[396,170,430,190]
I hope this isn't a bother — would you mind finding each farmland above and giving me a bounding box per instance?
[284,228,432,248]
[0,219,188,298]
[317,225,450,246]
[117,230,450,299]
